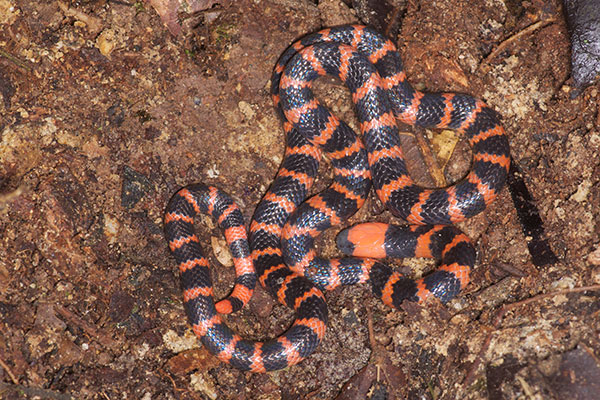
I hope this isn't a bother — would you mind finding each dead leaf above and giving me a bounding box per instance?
[335,364,378,400]
[441,59,469,87]
[166,348,219,374]
[431,129,460,169]
[211,236,233,266]
[148,0,224,36]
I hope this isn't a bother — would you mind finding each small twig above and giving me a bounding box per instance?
[159,367,185,393]
[0,356,19,385]
[305,387,322,399]
[384,6,403,38]
[581,343,600,366]
[0,49,31,72]
[480,17,556,72]
[494,284,600,322]
[463,284,600,386]
[366,306,377,351]
[463,324,494,387]
[108,0,134,5]
[494,262,527,278]
[365,307,407,400]
[57,0,103,35]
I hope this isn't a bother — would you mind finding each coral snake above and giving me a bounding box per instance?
[164,25,510,372]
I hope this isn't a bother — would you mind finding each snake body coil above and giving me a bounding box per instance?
[164,25,510,372]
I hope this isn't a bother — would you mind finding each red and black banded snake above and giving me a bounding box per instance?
[164,25,510,372]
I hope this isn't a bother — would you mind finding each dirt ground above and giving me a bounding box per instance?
[1,0,600,399]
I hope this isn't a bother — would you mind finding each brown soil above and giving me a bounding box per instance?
[1,0,599,399]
